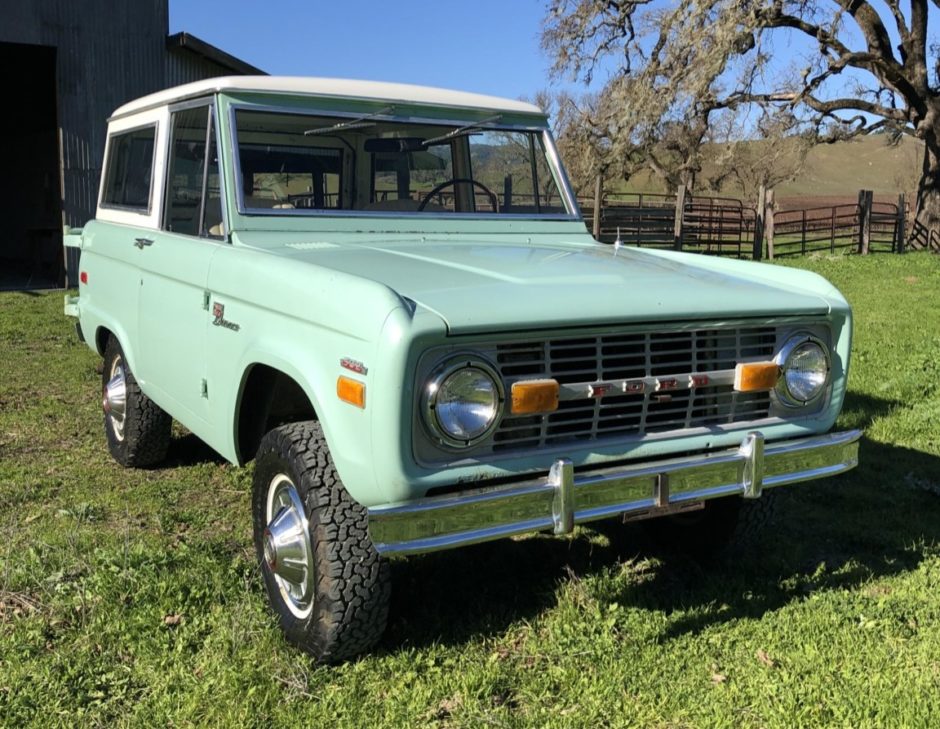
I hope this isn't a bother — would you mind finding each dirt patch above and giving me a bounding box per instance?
[0,590,42,622]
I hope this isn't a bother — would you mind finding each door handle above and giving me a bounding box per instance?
[134,237,154,249]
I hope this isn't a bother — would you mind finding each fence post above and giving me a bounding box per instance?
[858,189,873,254]
[753,184,767,260]
[673,184,686,251]
[503,174,513,210]
[801,210,807,255]
[766,188,775,260]
[897,192,906,253]
[592,173,603,240]
[830,207,836,253]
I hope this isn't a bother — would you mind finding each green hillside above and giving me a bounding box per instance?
[606,135,923,204]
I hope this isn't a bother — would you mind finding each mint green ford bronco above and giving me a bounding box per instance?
[64,76,860,662]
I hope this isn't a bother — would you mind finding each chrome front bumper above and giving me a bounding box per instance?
[368,430,861,556]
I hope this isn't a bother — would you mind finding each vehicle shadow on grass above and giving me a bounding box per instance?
[160,432,228,468]
[384,393,940,651]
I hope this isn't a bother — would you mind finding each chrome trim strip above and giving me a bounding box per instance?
[368,429,861,555]
[228,101,547,132]
[542,130,581,218]
[240,209,579,222]
[166,96,216,114]
[228,105,248,216]
[212,103,231,241]
[549,368,740,401]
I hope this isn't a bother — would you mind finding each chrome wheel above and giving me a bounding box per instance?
[103,356,127,441]
[264,474,315,619]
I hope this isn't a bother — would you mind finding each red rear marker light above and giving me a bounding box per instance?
[80,272,88,284]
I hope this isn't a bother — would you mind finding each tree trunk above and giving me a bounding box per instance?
[914,136,940,236]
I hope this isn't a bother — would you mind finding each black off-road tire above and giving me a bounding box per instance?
[642,491,779,556]
[102,338,171,468]
[251,421,390,663]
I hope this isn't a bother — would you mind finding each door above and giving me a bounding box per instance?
[135,102,224,427]
[87,114,164,362]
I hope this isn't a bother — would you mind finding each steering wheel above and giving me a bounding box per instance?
[417,178,499,213]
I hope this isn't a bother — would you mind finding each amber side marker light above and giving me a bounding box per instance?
[511,379,560,414]
[734,362,781,392]
[337,376,366,408]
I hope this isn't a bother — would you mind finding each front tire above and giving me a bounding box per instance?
[102,338,171,468]
[251,421,390,662]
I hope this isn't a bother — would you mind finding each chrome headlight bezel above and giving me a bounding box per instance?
[421,355,505,449]
[774,333,831,408]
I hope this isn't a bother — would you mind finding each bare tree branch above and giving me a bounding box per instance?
[541,0,940,233]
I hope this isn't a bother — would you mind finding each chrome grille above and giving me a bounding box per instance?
[492,326,777,452]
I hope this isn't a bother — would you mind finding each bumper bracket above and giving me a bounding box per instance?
[550,458,575,535]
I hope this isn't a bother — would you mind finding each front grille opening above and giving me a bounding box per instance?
[487,325,778,453]
[496,342,545,377]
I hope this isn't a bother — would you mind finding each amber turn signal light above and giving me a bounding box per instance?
[511,379,559,414]
[337,376,366,408]
[734,362,780,392]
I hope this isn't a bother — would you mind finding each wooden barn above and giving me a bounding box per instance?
[0,0,263,290]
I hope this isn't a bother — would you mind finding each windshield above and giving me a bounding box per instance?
[233,109,571,216]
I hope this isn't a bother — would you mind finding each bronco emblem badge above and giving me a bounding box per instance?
[212,302,240,332]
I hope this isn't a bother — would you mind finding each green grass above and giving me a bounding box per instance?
[2,253,940,727]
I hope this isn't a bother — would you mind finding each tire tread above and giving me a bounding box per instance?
[254,421,389,663]
[103,338,171,468]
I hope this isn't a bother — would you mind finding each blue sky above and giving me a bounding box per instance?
[170,1,937,128]
[170,0,563,101]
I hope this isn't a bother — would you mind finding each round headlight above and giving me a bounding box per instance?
[776,335,830,406]
[424,357,503,447]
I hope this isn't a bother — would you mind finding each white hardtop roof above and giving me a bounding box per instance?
[111,75,545,119]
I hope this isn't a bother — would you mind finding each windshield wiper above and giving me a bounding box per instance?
[304,105,396,136]
[422,114,503,146]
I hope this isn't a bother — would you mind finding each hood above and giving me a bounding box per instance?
[243,235,832,334]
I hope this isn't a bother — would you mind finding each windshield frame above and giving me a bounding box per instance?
[227,103,581,221]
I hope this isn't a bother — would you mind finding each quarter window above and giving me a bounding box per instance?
[101,126,155,210]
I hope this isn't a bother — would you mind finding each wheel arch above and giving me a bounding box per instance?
[228,352,378,506]
[92,322,140,375]
[94,326,112,356]
[234,362,321,464]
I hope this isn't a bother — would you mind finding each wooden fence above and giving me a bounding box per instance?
[909,219,940,252]
[579,192,756,256]
[579,185,912,259]
[770,200,901,256]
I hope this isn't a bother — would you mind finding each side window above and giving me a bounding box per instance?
[164,105,222,237]
[101,126,156,210]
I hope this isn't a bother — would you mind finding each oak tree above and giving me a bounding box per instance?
[543,0,940,233]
